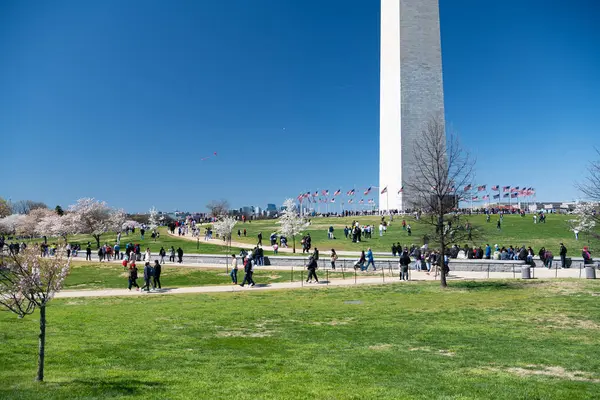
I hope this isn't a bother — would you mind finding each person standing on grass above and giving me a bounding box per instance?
[330,249,338,270]
[86,243,92,261]
[141,262,154,291]
[230,254,238,284]
[153,260,162,289]
[306,256,319,283]
[240,256,255,287]
[559,243,567,268]
[177,247,184,263]
[169,246,176,262]
[140,227,145,240]
[97,246,104,262]
[257,232,263,246]
[497,219,501,230]
[159,247,166,264]
[128,263,140,291]
[407,224,412,236]
[399,250,410,281]
[144,247,151,262]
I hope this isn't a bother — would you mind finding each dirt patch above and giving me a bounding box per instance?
[488,365,600,383]
[217,330,275,338]
[368,344,393,351]
[409,347,455,356]
[533,314,600,330]
[537,281,585,296]
[310,317,354,326]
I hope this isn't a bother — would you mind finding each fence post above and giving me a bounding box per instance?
[487,264,490,279]
[354,266,357,284]
[342,260,345,280]
[382,262,385,283]
[579,262,582,279]
[326,269,329,286]
[555,261,558,278]
[513,264,515,279]
[291,265,294,283]
[301,268,304,287]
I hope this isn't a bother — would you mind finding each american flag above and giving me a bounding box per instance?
[322,190,329,196]
[502,186,511,192]
[398,186,404,194]
[491,185,499,191]
[330,198,335,203]
[503,193,510,198]
[368,199,374,204]
[364,187,371,195]
[464,184,472,192]
[347,189,355,196]
[477,185,486,191]
[472,196,479,201]
[511,186,520,192]
[380,186,388,194]
[304,192,311,198]
[493,194,500,199]
[359,199,364,204]
[511,193,518,198]
[482,195,490,200]
[297,194,303,201]
[313,191,319,197]
[348,199,353,204]
[333,189,341,196]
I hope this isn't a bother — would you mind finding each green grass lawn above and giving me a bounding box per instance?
[64,262,349,290]
[213,213,597,255]
[1,280,599,399]
[23,213,598,257]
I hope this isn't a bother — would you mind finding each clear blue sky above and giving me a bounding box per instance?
[2,0,599,212]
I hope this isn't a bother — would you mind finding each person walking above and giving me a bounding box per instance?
[257,232,263,246]
[177,247,184,263]
[240,256,255,287]
[559,243,567,268]
[128,263,140,291]
[159,247,166,264]
[330,249,338,270]
[230,254,238,284]
[399,250,410,281]
[357,250,366,271]
[544,249,554,269]
[141,262,154,292]
[306,255,319,283]
[144,247,151,262]
[169,246,175,262]
[364,248,376,271]
[152,260,162,289]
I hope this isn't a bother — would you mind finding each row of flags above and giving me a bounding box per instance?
[296,196,376,204]
[464,184,535,195]
[297,186,404,202]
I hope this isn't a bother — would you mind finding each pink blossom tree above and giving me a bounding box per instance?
[36,213,80,244]
[0,246,71,381]
[68,198,125,248]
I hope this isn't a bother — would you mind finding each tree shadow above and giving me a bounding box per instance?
[67,378,166,396]
[448,280,526,291]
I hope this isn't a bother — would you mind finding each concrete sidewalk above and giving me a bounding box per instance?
[55,267,588,299]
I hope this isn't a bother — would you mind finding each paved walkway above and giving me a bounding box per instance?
[168,231,370,256]
[55,267,588,299]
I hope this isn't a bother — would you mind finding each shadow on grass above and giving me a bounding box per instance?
[68,378,166,396]
[448,280,527,291]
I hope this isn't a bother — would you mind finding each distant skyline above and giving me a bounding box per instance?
[2,0,599,212]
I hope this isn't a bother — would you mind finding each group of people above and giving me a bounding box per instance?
[125,259,162,291]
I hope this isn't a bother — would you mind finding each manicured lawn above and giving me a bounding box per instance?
[1,280,599,399]
[64,262,348,290]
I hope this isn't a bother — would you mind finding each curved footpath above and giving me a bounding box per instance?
[56,267,586,299]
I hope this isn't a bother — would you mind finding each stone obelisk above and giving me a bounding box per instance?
[379,0,446,211]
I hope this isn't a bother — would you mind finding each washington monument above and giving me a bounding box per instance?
[379,0,446,211]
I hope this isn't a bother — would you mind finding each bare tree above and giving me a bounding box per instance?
[11,200,47,215]
[206,199,230,218]
[0,247,71,381]
[404,116,477,288]
[578,149,600,201]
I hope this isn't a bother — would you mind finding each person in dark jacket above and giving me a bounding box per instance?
[176,247,184,263]
[86,244,92,261]
[306,256,319,283]
[128,264,139,291]
[153,260,162,289]
[559,243,568,268]
[399,250,411,281]
[257,232,263,246]
[141,262,154,291]
[240,256,255,287]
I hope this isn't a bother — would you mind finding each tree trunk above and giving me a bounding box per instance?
[292,236,296,254]
[438,203,447,288]
[94,235,101,249]
[36,305,46,382]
